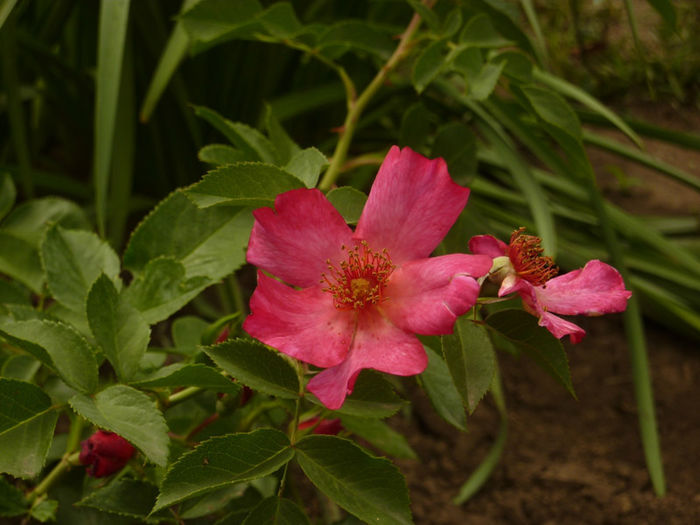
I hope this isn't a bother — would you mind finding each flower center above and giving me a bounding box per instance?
[506,228,558,286]
[321,241,394,310]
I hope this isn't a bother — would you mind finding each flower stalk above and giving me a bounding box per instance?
[318,0,435,191]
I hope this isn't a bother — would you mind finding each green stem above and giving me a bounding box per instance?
[167,386,202,406]
[317,0,435,191]
[27,451,80,504]
[65,414,85,455]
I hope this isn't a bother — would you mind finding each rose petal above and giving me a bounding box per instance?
[538,312,586,344]
[307,311,427,409]
[354,146,470,264]
[468,235,507,258]
[243,271,355,368]
[381,254,492,335]
[534,260,632,316]
[247,188,353,288]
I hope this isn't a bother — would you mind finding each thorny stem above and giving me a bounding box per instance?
[27,451,80,504]
[317,0,436,191]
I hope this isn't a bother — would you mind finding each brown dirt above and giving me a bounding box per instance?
[396,317,700,524]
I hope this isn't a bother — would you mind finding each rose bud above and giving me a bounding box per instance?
[79,430,135,478]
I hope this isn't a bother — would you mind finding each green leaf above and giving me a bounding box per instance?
[193,106,277,163]
[78,478,159,519]
[29,498,57,523]
[0,233,42,293]
[94,0,130,236]
[258,2,302,39]
[152,429,293,512]
[180,485,247,519]
[340,415,417,459]
[412,39,448,94]
[284,148,327,189]
[171,315,210,355]
[0,319,98,393]
[533,69,642,148]
[123,189,252,279]
[485,309,575,397]
[204,339,299,399]
[399,102,435,151]
[0,172,15,221]
[307,372,403,419]
[1,197,89,241]
[180,0,264,52]
[0,476,27,517]
[326,187,367,224]
[518,84,582,141]
[198,144,248,166]
[296,435,412,524]
[87,274,149,382]
[441,317,495,413]
[431,122,477,182]
[242,496,310,525]
[185,163,304,208]
[41,225,121,313]
[0,379,58,478]
[318,21,394,60]
[493,50,533,83]
[468,61,505,101]
[460,14,512,48]
[132,363,239,393]
[419,346,467,431]
[123,257,209,325]
[405,0,440,32]
[70,384,170,466]
[1,354,41,381]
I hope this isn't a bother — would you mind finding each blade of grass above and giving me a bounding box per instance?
[519,0,549,69]
[139,0,202,123]
[534,69,643,148]
[565,140,665,496]
[583,130,700,192]
[578,110,700,151]
[94,0,130,237]
[1,10,33,197]
[107,31,134,249]
[454,362,507,504]
[0,0,18,31]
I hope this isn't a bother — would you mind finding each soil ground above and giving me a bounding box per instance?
[397,317,700,524]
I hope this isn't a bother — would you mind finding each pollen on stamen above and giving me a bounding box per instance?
[506,227,558,286]
[320,241,395,310]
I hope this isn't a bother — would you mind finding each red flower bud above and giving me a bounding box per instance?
[215,327,230,343]
[298,417,343,435]
[79,430,135,478]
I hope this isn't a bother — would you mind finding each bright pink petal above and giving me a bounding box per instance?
[381,254,492,335]
[243,272,354,368]
[247,189,353,288]
[354,146,470,264]
[307,311,427,410]
[534,260,632,316]
[468,235,507,258]
[538,312,586,344]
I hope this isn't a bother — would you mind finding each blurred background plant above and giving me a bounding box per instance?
[1,0,699,521]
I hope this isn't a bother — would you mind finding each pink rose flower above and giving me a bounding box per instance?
[243,146,492,409]
[79,430,135,478]
[469,228,632,343]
